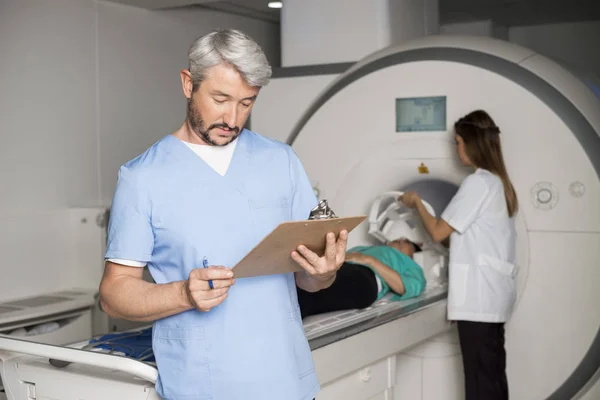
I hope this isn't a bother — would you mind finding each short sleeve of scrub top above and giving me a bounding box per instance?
[105,166,154,263]
[441,172,489,234]
[287,146,318,220]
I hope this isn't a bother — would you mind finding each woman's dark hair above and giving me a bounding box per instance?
[454,110,519,217]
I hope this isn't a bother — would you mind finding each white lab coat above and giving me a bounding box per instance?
[441,168,517,323]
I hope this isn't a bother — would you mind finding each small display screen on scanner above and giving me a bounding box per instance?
[396,96,446,132]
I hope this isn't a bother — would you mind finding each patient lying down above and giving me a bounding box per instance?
[296,238,427,319]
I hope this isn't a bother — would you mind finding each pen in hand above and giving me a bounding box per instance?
[203,257,214,289]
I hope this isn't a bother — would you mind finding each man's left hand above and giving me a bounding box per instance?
[292,230,348,288]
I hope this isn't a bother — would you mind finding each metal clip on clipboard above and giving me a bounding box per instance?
[308,199,338,220]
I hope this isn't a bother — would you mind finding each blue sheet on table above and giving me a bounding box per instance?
[88,327,154,362]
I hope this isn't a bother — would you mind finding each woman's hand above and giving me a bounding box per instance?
[398,191,421,209]
[399,191,455,243]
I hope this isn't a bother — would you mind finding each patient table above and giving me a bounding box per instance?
[0,284,449,400]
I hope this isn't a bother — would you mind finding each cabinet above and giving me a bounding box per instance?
[367,389,393,400]
[318,356,396,400]
[311,297,450,400]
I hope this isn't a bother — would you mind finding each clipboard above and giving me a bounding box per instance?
[232,215,366,278]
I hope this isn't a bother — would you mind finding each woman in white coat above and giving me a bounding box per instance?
[399,109,518,400]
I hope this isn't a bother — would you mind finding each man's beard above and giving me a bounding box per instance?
[187,98,240,146]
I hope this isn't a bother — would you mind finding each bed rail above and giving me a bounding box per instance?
[0,334,157,383]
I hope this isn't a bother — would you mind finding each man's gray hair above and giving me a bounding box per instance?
[188,29,272,90]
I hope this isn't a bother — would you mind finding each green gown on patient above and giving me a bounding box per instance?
[347,245,427,301]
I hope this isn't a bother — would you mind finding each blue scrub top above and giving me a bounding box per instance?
[105,130,320,400]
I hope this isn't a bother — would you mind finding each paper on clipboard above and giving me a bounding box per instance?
[232,215,366,279]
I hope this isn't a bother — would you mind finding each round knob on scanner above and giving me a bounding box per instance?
[531,182,558,210]
[536,188,552,204]
[569,181,585,198]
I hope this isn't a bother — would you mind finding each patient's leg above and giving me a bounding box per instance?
[296,262,379,319]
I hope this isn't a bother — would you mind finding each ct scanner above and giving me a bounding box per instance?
[0,34,598,400]
[258,33,600,400]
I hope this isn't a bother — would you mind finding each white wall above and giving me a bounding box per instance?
[440,19,600,80]
[0,0,98,215]
[281,0,389,67]
[441,19,508,40]
[509,20,600,79]
[281,0,438,67]
[0,0,279,300]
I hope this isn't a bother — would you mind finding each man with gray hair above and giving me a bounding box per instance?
[99,29,347,400]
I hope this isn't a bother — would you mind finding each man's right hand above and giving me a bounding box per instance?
[185,266,235,312]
